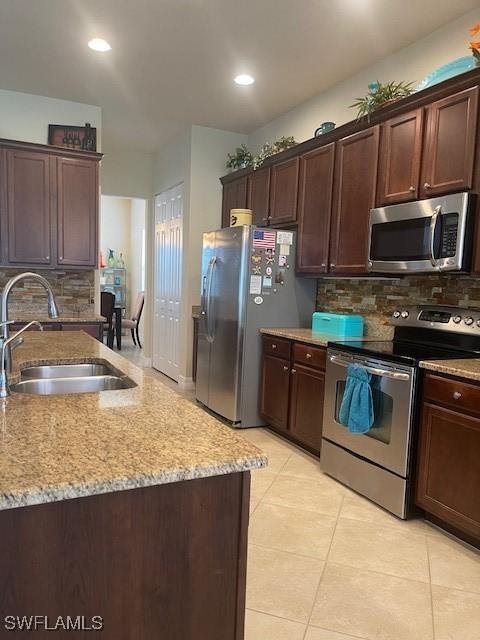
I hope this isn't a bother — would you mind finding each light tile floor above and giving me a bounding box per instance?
[241,427,480,640]
[116,341,480,640]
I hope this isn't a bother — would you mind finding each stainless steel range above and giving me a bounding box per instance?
[321,306,480,518]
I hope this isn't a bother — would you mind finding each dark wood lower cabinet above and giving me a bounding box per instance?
[11,321,104,340]
[0,473,250,640]
[260,336,325,454]
[289,365,325,452]
[260,353,290,432]
[416,374,480,545]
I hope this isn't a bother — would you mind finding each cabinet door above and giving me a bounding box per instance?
[269,157,300,226]
[330,126,379,274]
[260,354,290,432]
[421,86,479,198]
[61,323,103,340]
[296,144,334,273]
[57,157,98,267]
[221,176,248,228]
[416,402,480,539]
[289,364,324,453]
[5,150,53,266]
[377,109,424,205]
[247,167,270,226]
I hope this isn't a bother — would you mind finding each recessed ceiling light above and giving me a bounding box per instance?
[88,38,112,52]
[234,74,255,86]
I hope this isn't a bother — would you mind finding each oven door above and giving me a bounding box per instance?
[368,192,471,274]
[322,349,416,477]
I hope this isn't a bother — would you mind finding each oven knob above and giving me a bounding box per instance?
[401,310,409,319]
[393,310,401,319]
[452,315,462,324]
[464,317,474,326]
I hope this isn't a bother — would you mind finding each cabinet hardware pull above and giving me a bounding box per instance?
[453,391,462,400]
[330,263,336,268]
[271,343,277,349]
[45,256,50,260]
[424,182,431,190]
[409,186,416,192]
[291,368,297,374]
[306,353,312,359]
[283,365,289,371]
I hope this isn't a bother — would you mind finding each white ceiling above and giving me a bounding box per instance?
[0,0,477,151]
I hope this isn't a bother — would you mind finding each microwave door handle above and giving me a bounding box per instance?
[429,205,441,267]
[328,355,411,381]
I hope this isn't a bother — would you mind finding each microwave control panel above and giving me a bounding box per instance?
[439,213,458,258]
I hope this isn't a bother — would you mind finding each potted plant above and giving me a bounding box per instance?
[470,23,480,64]
[253,136,297,168]
[350,80,415,121]
[226,144,253,171]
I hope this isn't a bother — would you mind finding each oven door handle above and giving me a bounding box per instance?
[328,355,411,381]
[429,205,441,268]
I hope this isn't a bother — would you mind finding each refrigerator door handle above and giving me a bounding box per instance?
[206,257,217,342]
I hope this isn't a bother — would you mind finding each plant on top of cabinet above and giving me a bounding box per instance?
[253,136,297,168]
[470,23,480,64]
[225,144,253,171]
[350,80,415,121]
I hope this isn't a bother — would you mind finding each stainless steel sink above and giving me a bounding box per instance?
[11,375,135,395]
[21,363,116,379]
[11,361,137,395]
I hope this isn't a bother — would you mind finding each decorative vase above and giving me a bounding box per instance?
[107,249,116,267]
[315,121,336,136]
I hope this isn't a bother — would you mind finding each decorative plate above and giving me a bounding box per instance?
[416,56,477,92]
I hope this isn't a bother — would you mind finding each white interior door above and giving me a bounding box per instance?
[152,183,183,380]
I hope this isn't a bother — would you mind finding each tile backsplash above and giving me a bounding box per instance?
[316,275,480,337]
[0,269,95,316]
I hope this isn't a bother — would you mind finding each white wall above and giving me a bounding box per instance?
[130,199,146,336]
[248,8,480,151]
[151,125,247,384]
[101,150,153,199]
[0,89,101,148]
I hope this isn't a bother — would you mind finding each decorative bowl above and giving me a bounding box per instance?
[416,56,477,92]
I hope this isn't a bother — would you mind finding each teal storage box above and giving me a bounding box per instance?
[312,312,364,338]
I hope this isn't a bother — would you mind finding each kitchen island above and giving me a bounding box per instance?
[0,332,266,639]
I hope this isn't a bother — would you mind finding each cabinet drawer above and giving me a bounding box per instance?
[424,373,480,416]
[293,342,326,370]
[262,335,291,359]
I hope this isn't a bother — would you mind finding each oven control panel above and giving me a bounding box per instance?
[391,306,480,334]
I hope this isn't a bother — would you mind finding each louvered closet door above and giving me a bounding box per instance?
[152,184,183,381]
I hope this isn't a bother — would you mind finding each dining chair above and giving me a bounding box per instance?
[101,291,115,349]
[121,292,145,348]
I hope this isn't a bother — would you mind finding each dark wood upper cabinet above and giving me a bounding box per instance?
[330,126,379,274]
[269,157,300,226]
[221,175,247,228]
[420,86,479,198]
[247,167,270,226]
[260,353,290,432]
[288,364,324,452]
[0,139,102,270]
[296,144,335,273]
[57,157,98,267]
[4,150,53,266]
[416,401,480,540]
[376,109,424,205]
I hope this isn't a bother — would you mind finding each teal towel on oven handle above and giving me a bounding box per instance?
[339,363,374,433]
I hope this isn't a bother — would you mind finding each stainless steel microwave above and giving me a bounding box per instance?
[368,192,476,274]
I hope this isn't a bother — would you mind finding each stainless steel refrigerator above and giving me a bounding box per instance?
[196,225,316,428]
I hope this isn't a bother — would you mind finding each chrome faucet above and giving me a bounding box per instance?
[0,272,58,372]
[1,272,59,342]
[0,320,43,397]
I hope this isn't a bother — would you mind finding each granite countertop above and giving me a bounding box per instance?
[12,313,106,323]
[419,359,480,382]
[260,327,392,347]
[0,333,266,511]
